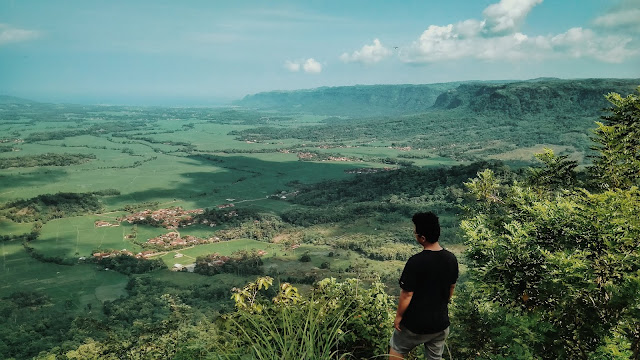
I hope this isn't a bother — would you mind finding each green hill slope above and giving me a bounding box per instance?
[233,82,478,116]
[234,79,639,119]
[433,78,640,117]
[0,95,39,105]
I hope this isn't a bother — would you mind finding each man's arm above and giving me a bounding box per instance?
[449,284,456,302]
[393,289,413,331]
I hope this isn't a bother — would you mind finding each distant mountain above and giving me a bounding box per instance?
[432,78,640,117]
[234,79,639,118]
[234,82,513,116]
[0,95,38,105]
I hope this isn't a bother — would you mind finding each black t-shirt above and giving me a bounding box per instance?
[398,248,459,334]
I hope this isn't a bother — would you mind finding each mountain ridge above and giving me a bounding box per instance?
[432,78,640,117]
[234,78,640,117]
[0,95,39,105]
[233,81,515,116]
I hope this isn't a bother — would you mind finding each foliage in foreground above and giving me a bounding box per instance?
[450,87,640,359]
[224,276,395,360]
[33,277,393,360]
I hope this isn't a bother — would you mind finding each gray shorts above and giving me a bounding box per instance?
[389,325,449,359]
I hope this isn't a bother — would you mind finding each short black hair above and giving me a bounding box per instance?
[412,212,440,243]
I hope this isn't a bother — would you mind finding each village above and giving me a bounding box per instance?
[344,167,397,174]
[145,231,220,248]
[117,207,205,229]
[0,138,24,144]
[92,206,238,263]
[91,248,155,260]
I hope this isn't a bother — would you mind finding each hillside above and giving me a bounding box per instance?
[235,79,639,118]
[432,78,640,117]
[233,82,472,116]
[0,95,38,105]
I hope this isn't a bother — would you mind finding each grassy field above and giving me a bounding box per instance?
[0,241,128,308]
[0,219,33,236]
[32,215,145,258]
[0,103,467,318]
[158,238,276,267]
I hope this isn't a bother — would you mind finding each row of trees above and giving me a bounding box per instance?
[0,152,95,169]
[94,254,166,275]
[1,192,104,223]
[194,249,264,276]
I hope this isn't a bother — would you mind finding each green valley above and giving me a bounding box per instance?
[0,79,638,359]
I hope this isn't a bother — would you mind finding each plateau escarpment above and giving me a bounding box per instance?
[234,83,468,116]
[236,78,640,118]
[432,78,640,117]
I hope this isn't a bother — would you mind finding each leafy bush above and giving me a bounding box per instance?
[226,276,395,359]
[194,249,264,276]
[95,254,166,275]
[299,252,311,262]
[451,87,640,359]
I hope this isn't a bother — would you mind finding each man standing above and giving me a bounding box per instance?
[389,212,459,359]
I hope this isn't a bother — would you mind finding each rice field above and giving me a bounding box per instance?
[0,104,455,308]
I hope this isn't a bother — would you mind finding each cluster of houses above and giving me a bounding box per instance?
[92,249,155,260]
[390,146,412,151]
[94,220,119,228]
[172,263,196,272]
[0,138,23,144]
[296,152,316,159]
[145,231,220,248]
[118,207,204,229]
[344,167,397,174]
[325,156,359,162]
[317,144,359,149]
[296,152,360,162]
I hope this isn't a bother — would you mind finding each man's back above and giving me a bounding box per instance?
[389,212,459,359]
[399,249,458,334]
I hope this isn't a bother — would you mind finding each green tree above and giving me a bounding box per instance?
[591,87,640,189]
[526,148,578,192]
[452,87,640,359]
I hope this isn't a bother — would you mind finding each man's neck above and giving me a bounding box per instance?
[422,241,443,251]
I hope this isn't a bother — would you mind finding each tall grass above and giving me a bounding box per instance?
[231,301,352,360]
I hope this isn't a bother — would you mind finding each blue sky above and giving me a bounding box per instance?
[1,0,639,105]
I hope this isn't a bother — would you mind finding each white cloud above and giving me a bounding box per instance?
[340,38,392,64]
[482,0,543,35]
[285,58,322,73]
[594,8,640,32]
[0,24,40,45]
[400,0,637,64]
[402,28,540,63]
[284,60,301,72]
[303,58,322,73]
[551,27,636,63]
[456,19,486,39]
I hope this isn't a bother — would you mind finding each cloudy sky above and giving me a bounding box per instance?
[1,0,639,105]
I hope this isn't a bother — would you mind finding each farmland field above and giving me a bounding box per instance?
[0,89,617,305]
[2,103,448,308]
[0,241,128,307]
